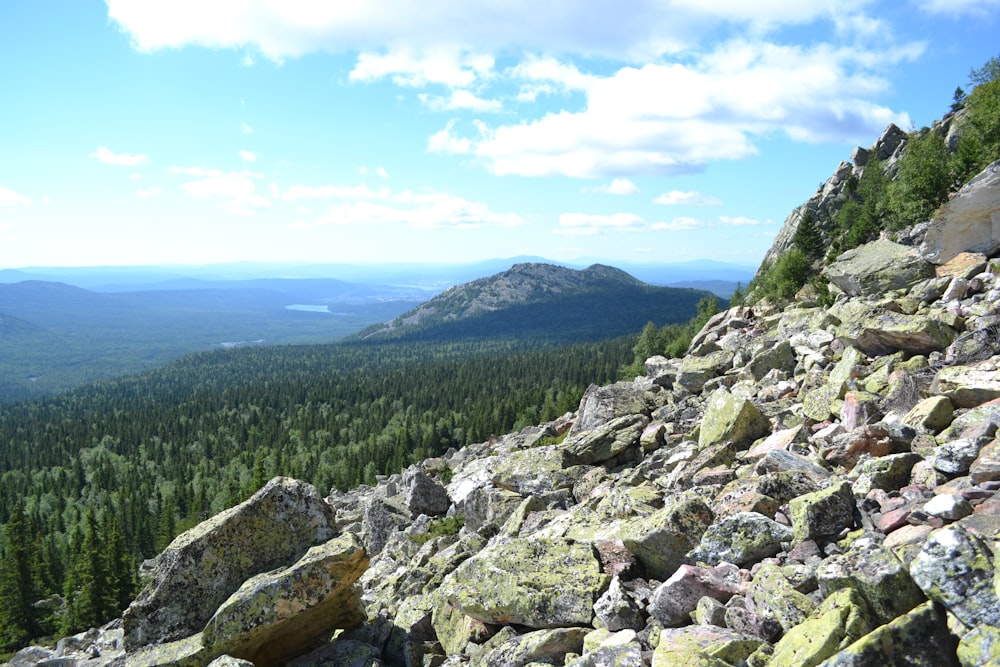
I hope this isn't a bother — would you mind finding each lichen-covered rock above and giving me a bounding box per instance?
[957,624,1000,667]
[571,382,650,435]
[902,395,955,433]
[746,340,796,381]
[649,563,743,627]
[768,588,871,667]
[565,414,649,464]
[698,388,771,450]
[201,533,368,667]
[789,480,856,543]
[489,444,576,494]
[653,625,763,667]
[677,350,736,393]
[816,544,925,626]
[689,511,793,566]
[432,601,493,656]
[824,239,936,297]
[620,496,714,579]
[848,310,956,357]
[473,627,588,667]
[439,537,608,628]
[802,382,846,422]
[814,601,959,666]
[850,453,921,496]
[747,564,816,633]
[122,634,208,667]
[361,495,410,555]
[970,439,1000,484]
[932,358,1000,409]
[285,639,382,667]
[909,524,1000,629]
[567,642,644,667]
[402,466,451,517]
[593,575,644,631]
[123,477,338,650]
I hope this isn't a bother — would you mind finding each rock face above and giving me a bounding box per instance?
[921,159,1000,264]
[825,239,935,297]
[122,477,337,649]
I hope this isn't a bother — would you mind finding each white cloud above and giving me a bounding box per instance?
[587,179,640,195]
[421,90,502,113]
[651,217,705,231]
[654,190,723,206]
[241,53,254,67]
[719,215,771,225]
[456,40,914,178]
[317,191,524,229]
[240,122,254,135]
[136,186,162,198]
[91,146,148,166]
[427,121,472,154]
[105,0,875,64]
[350,48,494,88]
[239,150,257,163]
[913,0,1000,16]
[0,187,31,206]
[283,184,390,201]
[375,167,389,179]
[172,166,270,214]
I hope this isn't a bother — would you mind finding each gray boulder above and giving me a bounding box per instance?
[122,477,338,650]
[201,533,368,667]
[921,160,1000,265]
[402,467,451,517]
[824,239,935,297]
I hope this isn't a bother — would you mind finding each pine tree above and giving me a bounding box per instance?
[0,501,36,651]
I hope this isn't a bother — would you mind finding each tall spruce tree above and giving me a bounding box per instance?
[0,501,37,650]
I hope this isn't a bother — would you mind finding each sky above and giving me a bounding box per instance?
[0,1,998,269]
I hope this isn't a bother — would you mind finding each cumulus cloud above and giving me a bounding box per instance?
[427,121,472,154]
[239,150,257,163]
[587,179,640,195]
[651,217,705,231]
[91,146,148,166]
[453,39,915,178]
[0,187,31,206]
[719,215,770,225]
[654,190,723,206]
[420,90,502,113]
[171,166,270,214]
[350,48,494,88]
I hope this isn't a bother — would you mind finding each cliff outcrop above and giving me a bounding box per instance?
[7,156,1000,666]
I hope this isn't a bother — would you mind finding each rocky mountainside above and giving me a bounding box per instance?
[356,263,713,343]
[7,155,1000,666]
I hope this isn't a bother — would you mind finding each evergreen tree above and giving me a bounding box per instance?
[792,210,823,260]
[0,501,36,651]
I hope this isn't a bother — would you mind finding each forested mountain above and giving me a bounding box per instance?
[358,263,718,343]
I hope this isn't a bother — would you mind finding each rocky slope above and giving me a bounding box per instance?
[7,157,1000,667]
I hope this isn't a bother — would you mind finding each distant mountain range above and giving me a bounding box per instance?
[357,263,721,344]
[0,257,754,297]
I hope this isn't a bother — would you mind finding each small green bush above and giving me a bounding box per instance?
[411,515,464,544]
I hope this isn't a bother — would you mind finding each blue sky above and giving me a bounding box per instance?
[0,0,997,269]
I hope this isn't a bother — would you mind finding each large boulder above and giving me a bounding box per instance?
[768,588,871,667]
[920,160,1000,265]
[402,467,451,517]
[200,533,368,667]
[909,524,1000,629]
[439,537,608,628]
[564,414,649,464]
[698,388,771,450]
[122,477,338,650]
[689,511,793,566]
[824,239,936,297]
[816,544,925,626]
[570,382,650,435]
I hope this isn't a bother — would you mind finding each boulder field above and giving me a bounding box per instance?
[6,160,1000,666]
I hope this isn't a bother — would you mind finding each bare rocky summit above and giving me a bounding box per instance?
[7,152,1000,666]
